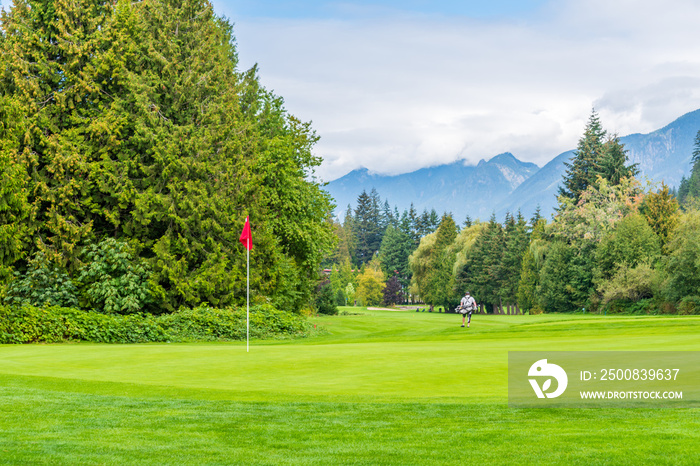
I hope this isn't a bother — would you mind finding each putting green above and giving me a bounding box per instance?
[1,310,698,402]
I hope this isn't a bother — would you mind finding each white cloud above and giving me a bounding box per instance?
[227,0,700,181]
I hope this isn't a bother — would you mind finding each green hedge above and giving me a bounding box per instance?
[0,305,312,344]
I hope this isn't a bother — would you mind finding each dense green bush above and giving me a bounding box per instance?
[3,252,79,308]
[77,238,156,315]
[4,241,156,315]
[314,280,338,315]
[677,296,700,315]
[596,262,657,308]
[0,305,312,344]
[601,299,655,315]
[0,305,165,344]
[161,305,312,341]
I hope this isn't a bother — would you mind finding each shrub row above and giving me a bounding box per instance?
[0,305,312,344]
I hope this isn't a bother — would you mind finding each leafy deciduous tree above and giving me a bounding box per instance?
[411,215,458,310]
[641,182,680,248]
[356,257,385,306]
[661,210,700,302]
[595,213,661,281]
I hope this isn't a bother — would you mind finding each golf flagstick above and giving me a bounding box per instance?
[239,216,252,352]
[246,238,249,352]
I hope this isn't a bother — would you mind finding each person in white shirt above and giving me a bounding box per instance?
[458,291,477,328]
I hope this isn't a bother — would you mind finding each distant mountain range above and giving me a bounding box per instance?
[325,108,700,222]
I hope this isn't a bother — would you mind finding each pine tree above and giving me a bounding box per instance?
[560,111,639,206]
[456,214,505,312]
[517,218,547,312]
[400,203,420,247]
[378,224,413,287]
[559,110,606,202]
[428,209,440,232]
[529,205,543,230]
[423,214,458,310]
[499,212,530,304]
[354,190,382,265]
[381,199,396,229]
[598,134,639,185]
[342,205,358,264]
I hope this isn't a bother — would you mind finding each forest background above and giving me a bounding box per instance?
[327,111,700,317]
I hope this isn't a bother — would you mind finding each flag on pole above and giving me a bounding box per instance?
[239,216,252,250]
[239,216,252,352]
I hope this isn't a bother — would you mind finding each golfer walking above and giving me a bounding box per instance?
[459,291,477,328]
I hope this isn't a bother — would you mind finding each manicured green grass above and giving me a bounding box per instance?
[1,309,698,464]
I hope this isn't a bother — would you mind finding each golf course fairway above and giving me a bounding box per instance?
[1,309,698,464]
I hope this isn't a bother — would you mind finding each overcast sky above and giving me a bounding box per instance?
[211,0,700,181]
[4,0,700,182]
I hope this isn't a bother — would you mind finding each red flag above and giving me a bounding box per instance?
[239,216,252,250]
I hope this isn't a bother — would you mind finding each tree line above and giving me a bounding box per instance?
[318,187,453,309]
[0,0,336,314]
[324,111,700,315]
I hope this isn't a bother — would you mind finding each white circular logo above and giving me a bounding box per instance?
[528,359,568,398]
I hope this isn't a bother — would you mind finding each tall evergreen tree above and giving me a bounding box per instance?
[381,199,396,229]
[529,205,543,231]
[538,241,580,312]
[499,212,530,304]
[342,205,357,263]
[517,218,547,312]
[0,0,117,267]
[422,214,458,310]
[598,134,639,185]
[0,0,336,311]
[415,208,440,238]
[456,214,505,312]
[354,189,382,265]
[677,175,690,204]
[400,203,420,247]
[378,224,413,287]
[560,111,639,207]
[0,97,31,282]
[559,110,606,202]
